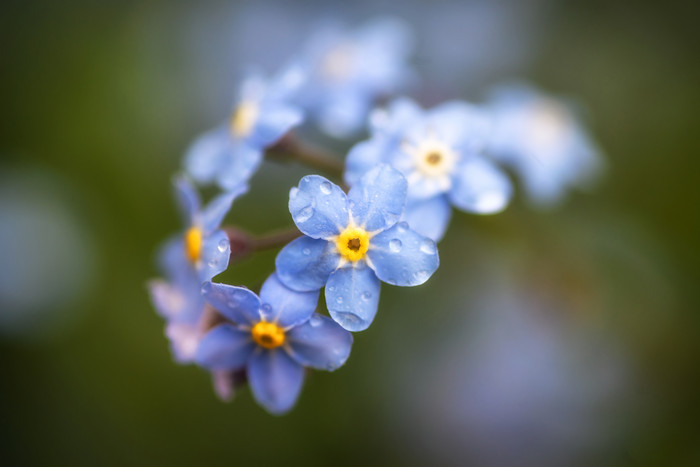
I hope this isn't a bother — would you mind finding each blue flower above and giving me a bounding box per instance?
[345,98,513,241]
[195,274,353,415]
[275,164,439,332]
[485,84,604,206]
[295,17,414,138]
[147,176,245,362]
[184,67,305,191]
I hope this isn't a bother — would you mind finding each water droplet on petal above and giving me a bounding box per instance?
[396,222,408,233]
[361,291,372,301]
[327,285,335,292]
[413,270,430,283]
[389,239,402,252]
[208,259,217,267]
[302,248,311,256]
[319,181,332,195]
[261,303,272,315]
[296,206,314,223]
[217,239,228,253]
[289,187,299,200]
[336,296,343,304]
[419,239,436,255]
[309,315,322,327]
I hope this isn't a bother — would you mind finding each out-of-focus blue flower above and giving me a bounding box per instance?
[345,98,512,241]
[275,165,439,332]
[485,84,603,206]
[195,274,353,415]
[184,67,305,191]
[295,17,414,138]
[147,176,245,362]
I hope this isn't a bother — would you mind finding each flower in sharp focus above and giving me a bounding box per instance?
[184,66,305,191]
[345,98,513,242]
[485,84,604,206]
[147,176,245,362]
[275,164,439,332]
[195,274,353,415]
[295,17,414,138]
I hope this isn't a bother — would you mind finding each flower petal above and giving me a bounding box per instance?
[248,349,305,415]
[166,320,203,364]
[289,175,349,238]
[199,185,247,234]
[367,222,439,286]
[249,103,304,148]
[402,196,452,242]
[201,282,261,325]
[198,230,230,282]
[275,236,340,292]
[157,236,191,284]
[287,314,353,371]
[173,176,200,225]
[195,324,255,370]
[427,100,491,150]
[216,142,263,192]
[347,164,406,232]
[449,158,512,214]
[148,278,203,324]
[259,273,319,327]
[184,127,231,184]
[344,138,388,187]
[325,264,381,332]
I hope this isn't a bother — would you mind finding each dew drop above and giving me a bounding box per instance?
[389,239,402,252]
[419,239,436,255]
[336,296,344,304]
[396,222,408,233]
[319,181,332,194]
[309,315,323,327]
[217,239,228,253]
[296,206,314,223]
[302,248,311,256]
[261,303,272,314]
[361,291,372,301]
[289,187,299,200]
[414,270,430,283]
[327,286,335,292]
[208,259,217,267]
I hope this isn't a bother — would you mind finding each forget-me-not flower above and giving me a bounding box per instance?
[295,17,414,138]
[485,84,603,206]
[147,176,244,362]
[275,164,439,332]
[195,273,353,415]
[184,67,305,191]
[345,98,513,241]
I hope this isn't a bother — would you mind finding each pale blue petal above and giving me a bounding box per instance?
[287,314,353,371]
[402,196,452,242]
[259,273,319,327]
[427,101,491,150]
[147,278,203,324]
[267,63,307,101]
[347,164,406,232]
[275,236,340,292]
[449,158,513,214]
[248,103,303,148]
[195,324,255,370]
[367,222,439,286]
[184,127,231,184]
[199,184,247,234]
[216,142,263,192]
[369,97,422,138]
[198,230,230,282]
[157,236,190,284]
[173,176,200,225]
[289,175,349,238]
[344,138,390,187]
[166,320,203,364]
[248,349,305,415]
[201,282,261,325]
[326,264,381,332]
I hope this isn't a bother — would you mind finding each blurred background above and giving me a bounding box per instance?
[0,0,698,465]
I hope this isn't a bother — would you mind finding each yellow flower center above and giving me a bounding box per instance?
[321,43,356,81]
[335,226,370,262]
[411,140,457,177]
[529,99,569,148]
[251,321,286,349]
[230,100,259,137]
[184,226,203,263]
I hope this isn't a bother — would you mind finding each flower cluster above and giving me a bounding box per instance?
[148,17,603,415]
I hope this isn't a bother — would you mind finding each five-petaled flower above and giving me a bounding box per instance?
[147,176,244,362]
[485,84,603,206]
[195,274,353,415]
[275,164,439,332]
[345,98,513,241]
[294,17,414,138]
[185,67,305,192]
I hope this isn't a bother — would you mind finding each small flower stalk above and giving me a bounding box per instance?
[147,17,604,415]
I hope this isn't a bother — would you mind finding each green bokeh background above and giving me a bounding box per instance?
[1,1,698,465]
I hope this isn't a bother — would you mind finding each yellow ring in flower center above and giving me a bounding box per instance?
[230,101,259,138]
[251,321,286,349]
[184,226,203,263]
[335,226,370,262]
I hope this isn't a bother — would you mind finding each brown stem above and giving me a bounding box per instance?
[225,226,301,264]
[267,133,345,180]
